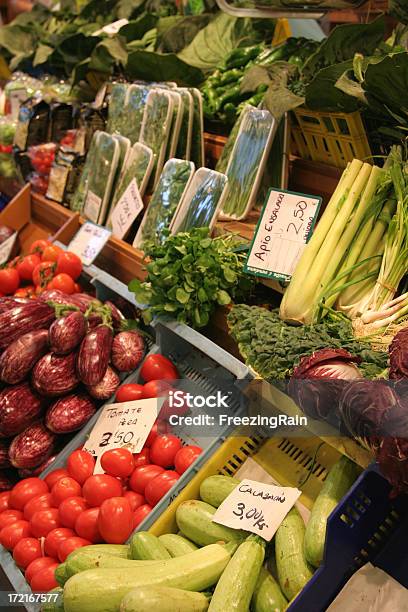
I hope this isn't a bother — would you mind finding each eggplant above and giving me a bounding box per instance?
[0,300,55,349]
[18,454,56,478]
[0,297,31,314]
[39,290,88,313]
[111,330,145,372]
[77,325,113,386]
[45,394,96,434]
[105,301,126,331]
[0,383,44,437]
[32,351,79,397]
[87,366,120,400]
[9,422,56,469]
[0,440,11,469]
[49,311,87,355]
[0,329,49,384]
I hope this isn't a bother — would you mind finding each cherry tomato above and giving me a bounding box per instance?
[100,448,135,479]
[129,465,164,495]
[174,446,202,475]
[0,268,20,295]
[75,508,101,543]
[144,470,179,507]
[142,380,173,399]
[97,497,133,544]
[160,390,189,420]
[30,563,59,592]
[145,420,168,448]
[58,496,88,529]
[32,261,55,288]
[51,273,76,294]
[23,493,53,521]
[30,508,60,538]
[115,383,144,403]
[51,477,81,507]
[132,504,152,529]
[42,244,63,263]
[133,448,150,468]
[44,468,69,490]
[25,557,57,585]
[44,527,76,558]
[29,240,51,256]
[0,491,10,513]
[0,520,31,549]
[9,478,49,510]
[123,491,145,512]
[56,252,82,280]
[73,282,81,293]
[58,536,91,562]
[140,355,178,382]
[149,435,182,469]
[13,537,42,568]
[67,450,95,485]
[0,509,24,529]
[16,254,41,282]
[82,474,123,507]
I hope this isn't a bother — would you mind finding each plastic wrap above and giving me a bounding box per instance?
[188,88,205,168]
[215,104,256,174]
[175,88,194,161]
[70,131,101,213]
[106,83,128,134]
[0,117,17,179]
[165,91,183,161]
[120,84,150,144]
[140,90,174,189]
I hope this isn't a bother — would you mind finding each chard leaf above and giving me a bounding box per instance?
[305,60,360,113]
[176,288,190,304]
[157,15,210,54]
[126,49,203,85]
[33,44,54,67]
[217,290,231,306]
[89,37,128,73]
[118,14,158,42]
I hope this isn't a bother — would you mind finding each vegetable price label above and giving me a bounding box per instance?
[212,478,301,541]
[68,222,111,267]
[111,178,144,239]
[244,189,321,282]
[0,231,17,265]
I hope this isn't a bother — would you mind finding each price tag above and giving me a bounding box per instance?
[244,189,321,282]
[111,179,144,239]
[84,190,102,224]
[93,19,129,36]
[212,478,301,541]
[68,222,111,267]
[0,231,17,265]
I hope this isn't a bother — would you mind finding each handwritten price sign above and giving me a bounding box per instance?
[111,178,144,239]
[68,222,111,267]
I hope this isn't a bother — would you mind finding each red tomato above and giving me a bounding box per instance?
[14,288,29,298]
[82,474,123,507]
[0,520,31,550]
[25,557,57,585]
[115,383,144,403]
[57,536,91,562]
[149,435,182,469]
[44,468,69,490]
[98,497,133,544]
[174,446,202,475]
[51,477,81,507]
[0,491,10,513]
[29,239,51,256]
[129,465,164,495]
[100,448,135,479]
[44,527,75,558]
[73,282,81,293]
[30,508,60,538]
[145,420,168,448]
[140,355,178,382]
[32,261,55,288]
[9,478,49,510]
[123,491,145,512]
[75,508,101,543]
[0,268,20,295]
[56,252,82,280]
[160,390,189,420]
[58,496,88,529]
[0,509,24,529]
[51,273,76,294]
[30,563,59,592]
[16,254,41,282]
[132,504,152,529]
[133,448,150,468]
[144,471,179,507]
[67,450,95,485]
[13,537,42,568]
[42,244,63,263]
[23,493,53,521]
[142,380,173,399]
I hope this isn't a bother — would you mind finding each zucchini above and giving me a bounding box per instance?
[130,532,172,560]
[208,535,265,611]
[251,567,287,612]
[41,587,64,612]
[275,507,314,600]
[119,586,209,612]
[67,544,130,560]
[199,475,240,508]
[158,534,198,557]
[176,500,246,547]
[63,544,231,612]
[65,552,160,579]
[55,563,67,587]
[304,456,358,568]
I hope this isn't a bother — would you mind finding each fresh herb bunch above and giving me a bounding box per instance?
[129,228,254,328]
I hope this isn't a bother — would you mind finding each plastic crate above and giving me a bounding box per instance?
[290,108,372,168]
[149,435,407,611]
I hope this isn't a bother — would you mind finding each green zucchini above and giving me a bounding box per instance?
[275,507,314,601]
[63,544,231,612]
[176,500,246,547]
[119,586,209,612]
[304,456,358,568]
[158,533,198,557]
[199,475,240,508]
[41,587,64,612]
[67,544,130,560]
[130,532,172,560]
[252,567,288,612]
[55,563,67,587]
[208,535,265,611]
[65,552,160,579]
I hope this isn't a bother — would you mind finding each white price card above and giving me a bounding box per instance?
[84,190,102,224]
[0,231,17,265]
[244,189,321,282]
[68,222,111,267]
[212,478,301,541]
[111,178,144,239]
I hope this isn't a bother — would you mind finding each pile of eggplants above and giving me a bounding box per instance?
[0,291,146,487]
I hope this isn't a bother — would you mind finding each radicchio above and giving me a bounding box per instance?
[389,328,408,379]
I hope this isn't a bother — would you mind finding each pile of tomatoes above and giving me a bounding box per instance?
[0,238,83,298]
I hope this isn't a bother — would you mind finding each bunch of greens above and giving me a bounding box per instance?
[129,228,254,328]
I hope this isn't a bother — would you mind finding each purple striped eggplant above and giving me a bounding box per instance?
[18,454,56,478]
[32,351,79,397]
[49,311,87,355]
[9,422,56,469]
[105,301,126,331]
[39,290,87,313]
[111,330,145,372]
[0,329,49,384]
[0,383,44,437]
[77,325,113,386]
[45,394,96,434]
[87,366,120,400]
[0,300,55,349]
[0,297,31,314]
